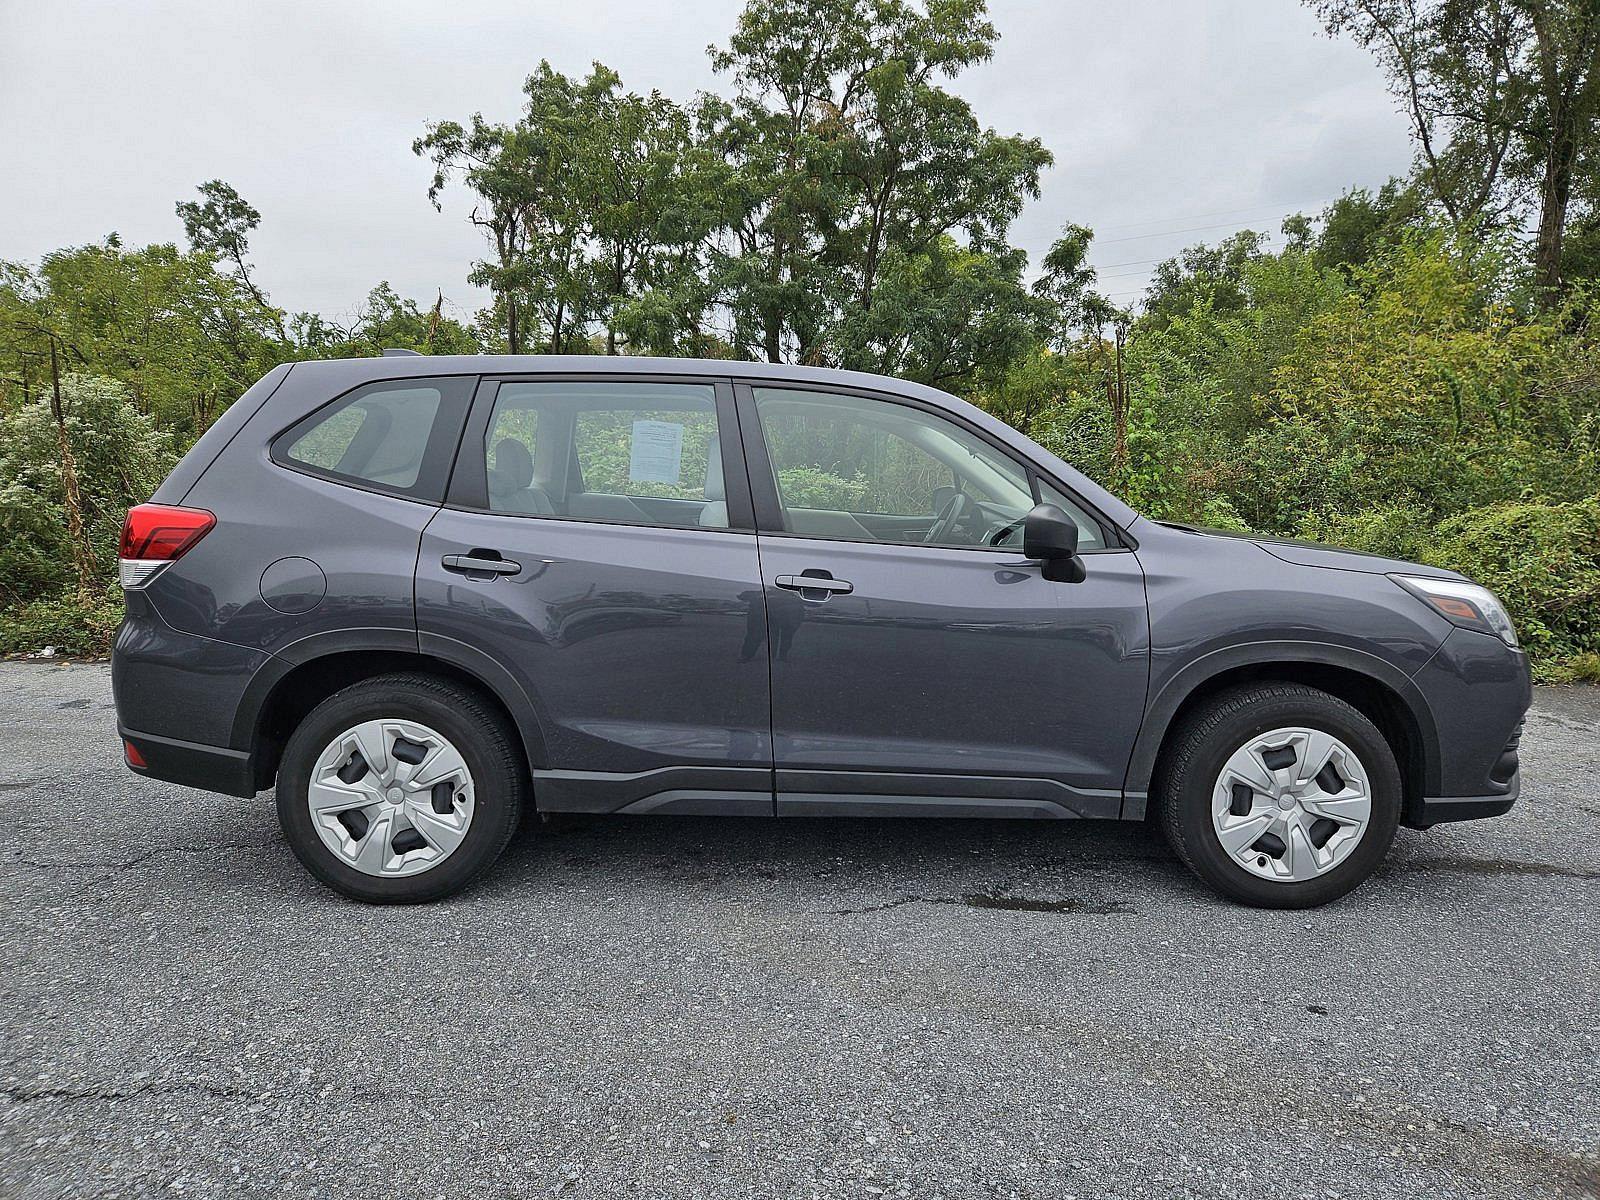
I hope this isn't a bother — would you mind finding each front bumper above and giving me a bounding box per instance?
[1412,713,1523,827]
[1414,785,1520,827]
[1406,629,1530,828]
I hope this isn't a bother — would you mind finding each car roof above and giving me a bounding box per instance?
[288,353,969,402]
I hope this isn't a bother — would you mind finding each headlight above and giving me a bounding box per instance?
[1390,574,1518,648]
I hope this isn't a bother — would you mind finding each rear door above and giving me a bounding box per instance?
[737,382,1148,820]
[415,376,773,815]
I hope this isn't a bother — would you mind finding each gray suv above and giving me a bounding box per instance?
[112,356,1530,907]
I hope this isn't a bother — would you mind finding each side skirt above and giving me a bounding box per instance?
[531,767,1126,820]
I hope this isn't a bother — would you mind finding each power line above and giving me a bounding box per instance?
[1096,216,1282,246]
[1089,255,1167,272]
[1088,230,1287,279]
[1091,201,1307,236]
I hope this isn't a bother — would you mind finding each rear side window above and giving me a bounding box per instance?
[273,377,474,501]
[479,381,728,528]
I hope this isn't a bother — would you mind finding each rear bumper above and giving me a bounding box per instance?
[112,592,268,797]
[119,725,259,798]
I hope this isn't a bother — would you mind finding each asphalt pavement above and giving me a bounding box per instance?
[2,662,1597,1199]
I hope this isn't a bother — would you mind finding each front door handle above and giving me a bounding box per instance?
[775,574,853,595]
[442,552,521,577]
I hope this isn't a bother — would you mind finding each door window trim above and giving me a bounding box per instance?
[731,379,1131,554]
[268,375,476,504]
[442,374,757,534]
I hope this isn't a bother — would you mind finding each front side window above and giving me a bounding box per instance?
[482,381,727,529]
[751,387,1040,549]
[277,378,472,500]
[1036,479,1106,551]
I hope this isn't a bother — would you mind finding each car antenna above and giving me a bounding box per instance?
[380,348,422,357]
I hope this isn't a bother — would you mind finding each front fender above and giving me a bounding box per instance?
[1120,639,1441,816]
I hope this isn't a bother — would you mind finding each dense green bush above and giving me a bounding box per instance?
[0,375,174,603]
[1426,499,1600,667]
[0,586,124,658]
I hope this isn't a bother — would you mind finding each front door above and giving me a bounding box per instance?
[415,377,772,815]
[738,384,1148,820]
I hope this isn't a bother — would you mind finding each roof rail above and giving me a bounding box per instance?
[380,347,422,357]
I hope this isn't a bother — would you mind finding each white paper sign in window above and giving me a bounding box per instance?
[628,420,684,484]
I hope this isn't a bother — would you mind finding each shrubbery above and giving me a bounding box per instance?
[0,374,174,600]
[0,586,125,658]
[1428,500,1600,672]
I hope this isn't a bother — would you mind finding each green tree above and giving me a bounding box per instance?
[175,179,287,337]
[1304,177,1429,273]
[706,0,1050,370]
[419,62,716,356]
[572,66,719,355]
[295,282,481,357]
[839,237,1045,390]
[1142,229,1269,331]
[416,114,554,354]
[0,238,288,433]
[1313,0,1600,295]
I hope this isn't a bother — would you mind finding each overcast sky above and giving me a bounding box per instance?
[0,0,1415,327]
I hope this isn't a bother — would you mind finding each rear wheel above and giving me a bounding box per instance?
[1157,683,1401,908]
[276,674,525,903]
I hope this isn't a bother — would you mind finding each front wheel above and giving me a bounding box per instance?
[1157,683,1401,908]
[276,674,526,903]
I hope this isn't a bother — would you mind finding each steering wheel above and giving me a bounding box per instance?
[923,490,973,544]
[988,514,1027,547]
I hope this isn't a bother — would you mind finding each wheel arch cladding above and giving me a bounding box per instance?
[1129,644,1437,823]
[239,648,545,793]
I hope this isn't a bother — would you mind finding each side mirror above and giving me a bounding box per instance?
[1023,503,1086,583]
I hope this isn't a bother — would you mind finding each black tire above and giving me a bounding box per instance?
[276,673,526,903]
[1155,683,1401,908]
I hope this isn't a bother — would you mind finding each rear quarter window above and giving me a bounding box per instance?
[272,377,475,501]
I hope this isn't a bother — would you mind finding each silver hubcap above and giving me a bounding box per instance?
[1212,726,1371,883]
[308,719,475,878]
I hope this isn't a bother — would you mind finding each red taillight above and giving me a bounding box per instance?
[119,504,216,588]
[120,503,216,561]
[123,739,147,768]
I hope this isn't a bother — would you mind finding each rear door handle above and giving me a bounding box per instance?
[775,574,853,595]
[442,552,521,577]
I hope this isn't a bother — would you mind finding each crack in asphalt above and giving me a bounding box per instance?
[1399,855,1600,881]
[3,1080,259,1106]
[14,840,280,873]
[1526,712,1600,736]
[832,849,1598,915]
[832,851,1161,914]
[833,894,930,914]
[833,892,1139,915]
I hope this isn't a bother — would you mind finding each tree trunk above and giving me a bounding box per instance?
[1533,147,1574,296]
[425,291,442,352]
[607,254,623,355]
[234,250,288,341]
[506,291,522,356]
[764,309,782,363]
[1112,326,1128,476]
[1531,3,1600,300]
[48,338,96,597]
